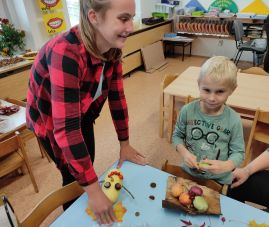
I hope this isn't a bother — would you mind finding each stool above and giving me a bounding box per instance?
[163,40,192,61]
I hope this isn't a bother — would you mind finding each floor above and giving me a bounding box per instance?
[0,56,262,226]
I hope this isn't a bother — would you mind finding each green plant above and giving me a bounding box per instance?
[0,18,25,56]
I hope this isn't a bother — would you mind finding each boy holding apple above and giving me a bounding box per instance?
[172,56,244,184]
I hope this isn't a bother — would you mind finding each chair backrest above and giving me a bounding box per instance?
[161,160,227,195]
[257,110,269,124]
[263,15,269,72]
[159,74,178,138]
[244,109,269,165]
[241,67,269,76]
[233,20,244,43]
[5,97,26,107]
[160,74,177,112]
[20,182,84,227]
[161,74,177,91]
[0,134,20,158]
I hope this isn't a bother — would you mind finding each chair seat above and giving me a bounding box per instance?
[0,152,24,177]
[239,41,266,53]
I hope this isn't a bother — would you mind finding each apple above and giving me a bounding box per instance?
[198,162,211,168]
[171,183,184,197]
[189,185,203,196]
[179,192,192,206]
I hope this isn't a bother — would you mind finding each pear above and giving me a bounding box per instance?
[193,196,208,212]
[102,169,123,203]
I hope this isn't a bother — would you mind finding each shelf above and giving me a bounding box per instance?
[176,15,265,24]
[174,15,265,40]
[177,31,231,39]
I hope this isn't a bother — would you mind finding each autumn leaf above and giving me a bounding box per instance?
[85,201,127,222]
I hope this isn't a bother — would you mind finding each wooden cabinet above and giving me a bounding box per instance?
[122,20,172,75]
[0,21,172,100]
[0,66,31,101]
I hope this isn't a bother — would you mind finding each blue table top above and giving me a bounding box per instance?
[51,162,269,227]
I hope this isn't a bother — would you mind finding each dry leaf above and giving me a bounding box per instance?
[85,201,127,222]
[248,220,269,227]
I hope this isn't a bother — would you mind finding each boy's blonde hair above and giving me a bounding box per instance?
[198,56,238,90]
[79,0,121,61]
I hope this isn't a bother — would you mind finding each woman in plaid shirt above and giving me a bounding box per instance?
[26,0,147,224]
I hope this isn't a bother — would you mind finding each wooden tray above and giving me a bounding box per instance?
[162,176,221,215]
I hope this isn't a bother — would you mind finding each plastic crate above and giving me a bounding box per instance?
[152,12,169,19]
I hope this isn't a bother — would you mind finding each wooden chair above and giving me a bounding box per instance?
[0,131,38,193]
[244,109,269,166]
[166,95,197,142]
[241,67,269,76]
[20,182,84,227]
[162,160,228,195]
[159,74,177,138]
[4,97,51,162]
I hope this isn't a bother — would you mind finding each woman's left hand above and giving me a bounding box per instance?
[117,141,148,168]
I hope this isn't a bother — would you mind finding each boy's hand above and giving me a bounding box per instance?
[199,159,235,174]
[182,150,199,169]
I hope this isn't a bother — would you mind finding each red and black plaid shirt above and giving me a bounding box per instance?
[26,26,129,186]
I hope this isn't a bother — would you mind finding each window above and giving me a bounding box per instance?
[65,0,142,26]
[66,0,79,27]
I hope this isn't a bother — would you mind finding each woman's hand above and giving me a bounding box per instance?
[199,159,235,174]
[84,182,117,225]
[117,141,148,168]
[231,167,251,188]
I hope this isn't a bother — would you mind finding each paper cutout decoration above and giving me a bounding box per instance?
[85,202,127,222]
[241,0,269,15]
[37,0,63,11]
[209,0,238,13]
[185,0,206,12]
[42,12,66,35]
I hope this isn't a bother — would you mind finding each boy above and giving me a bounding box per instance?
[172,56,244,184]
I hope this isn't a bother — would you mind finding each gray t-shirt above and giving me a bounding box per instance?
[173,100,245,184]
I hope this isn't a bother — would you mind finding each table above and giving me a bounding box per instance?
[164,66,269,142]
[0,99,26,140]
[51,162,269,227]
[163,37,193,61]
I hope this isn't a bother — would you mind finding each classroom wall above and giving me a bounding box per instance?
[4,0,70,51]
[3,0,266,62]
[170,0,268,61]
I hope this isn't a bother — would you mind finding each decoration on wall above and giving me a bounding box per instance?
[241,0,269,15]
[209,0,238,13]
[185,0,206,12]
[36,0,67,35]
[42,12,66,35]
[37,0,63,11]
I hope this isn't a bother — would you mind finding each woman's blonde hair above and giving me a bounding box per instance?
[79,0,122,61]
[198,56,238,90]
